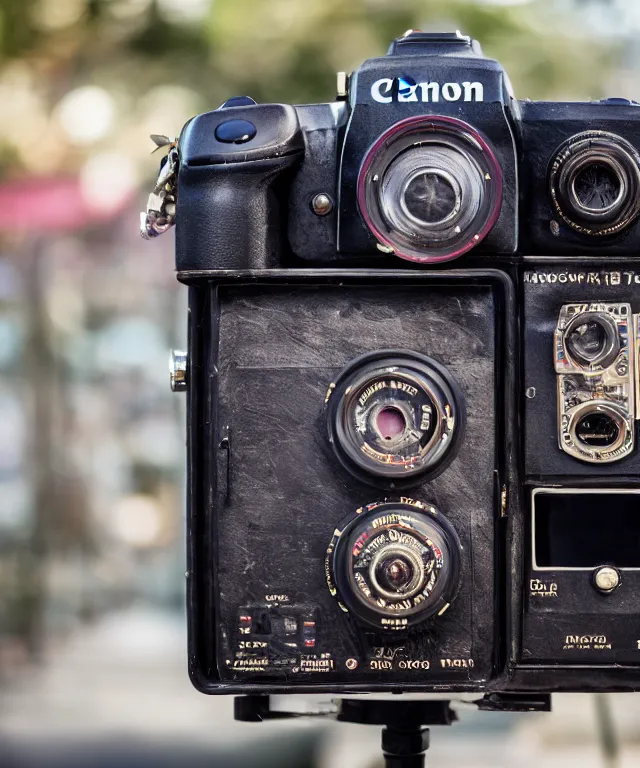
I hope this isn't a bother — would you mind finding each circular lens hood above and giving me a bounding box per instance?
[357,115,503,264]
[325,500,463,631]
[325,350,465,488]
[549,131,640,236]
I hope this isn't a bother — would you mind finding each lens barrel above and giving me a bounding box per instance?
[325,350,465,488]
[357,115,503,263]
[325,500,462,631]
[549,131,640,236]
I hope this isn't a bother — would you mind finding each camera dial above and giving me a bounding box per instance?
[357,115,503,263]
[549,131,640,236]
[325,350,465,488]
[325,500,462,631]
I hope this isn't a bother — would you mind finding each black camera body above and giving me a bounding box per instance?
[166,31,640,699]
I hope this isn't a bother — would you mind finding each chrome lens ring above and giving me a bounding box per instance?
[563,311,621,370]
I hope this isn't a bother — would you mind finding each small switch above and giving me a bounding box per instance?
[303,620,316,649]
[215,119,257,144]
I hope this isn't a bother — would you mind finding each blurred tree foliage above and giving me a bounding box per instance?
[0,0,618,180]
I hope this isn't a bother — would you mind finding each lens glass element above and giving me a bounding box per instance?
[573,163,622,211]
[575,412,621,448]
[402,169,459,225]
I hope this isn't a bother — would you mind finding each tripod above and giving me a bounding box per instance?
[235,694,551,768]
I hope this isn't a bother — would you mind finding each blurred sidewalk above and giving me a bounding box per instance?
[2,608,640,768]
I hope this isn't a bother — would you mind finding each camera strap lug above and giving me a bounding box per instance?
[140,137,179,239]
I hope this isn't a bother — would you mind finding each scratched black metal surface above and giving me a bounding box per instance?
[212,282,499,688]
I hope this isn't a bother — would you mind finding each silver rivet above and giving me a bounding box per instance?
[170,349,188,392]
[593,565,620,593]
[311,193,333,216]
[526,387,536,399]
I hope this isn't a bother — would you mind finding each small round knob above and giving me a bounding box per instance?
[170,350,188,392]
[592,565,621,594]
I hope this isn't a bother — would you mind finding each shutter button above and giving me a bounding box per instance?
[592,565,621,593]
[215,119,257,144]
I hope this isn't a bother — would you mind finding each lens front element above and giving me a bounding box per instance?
[358,115,503,263]
[326,500,462,631]
[326,350,465,487]
[549,131,640,235]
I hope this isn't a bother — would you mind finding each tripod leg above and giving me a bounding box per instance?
[381,725,430,768]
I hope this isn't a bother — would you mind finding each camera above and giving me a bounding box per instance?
[142,30,640,702]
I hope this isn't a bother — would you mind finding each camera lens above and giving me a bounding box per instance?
[563,311,620,369]
[325,350,465,488]
[565,401,632,462]
[575,412,620,448]
[549,131,640,235]
[325,501,462,631]
[358,115,502,263]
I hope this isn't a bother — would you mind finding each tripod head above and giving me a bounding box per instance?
[234,694,551,768]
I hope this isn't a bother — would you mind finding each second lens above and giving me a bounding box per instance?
[326,350,464,487]
[549,131,640,235]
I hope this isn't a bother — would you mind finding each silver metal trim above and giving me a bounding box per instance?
[531,487,640,572]
[555,302,635,463]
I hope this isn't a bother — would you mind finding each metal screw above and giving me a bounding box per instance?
[592,565,620,593]
[311,193,333,216]
[550,220,560,236]
[170,349,188,392]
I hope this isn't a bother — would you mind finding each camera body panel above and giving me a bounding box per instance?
[184,270,515,694]
[521,101,640,255]
[523,264,640,476]
[333,42,519,262]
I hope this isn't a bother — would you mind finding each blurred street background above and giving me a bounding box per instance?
[2,0,640,766]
